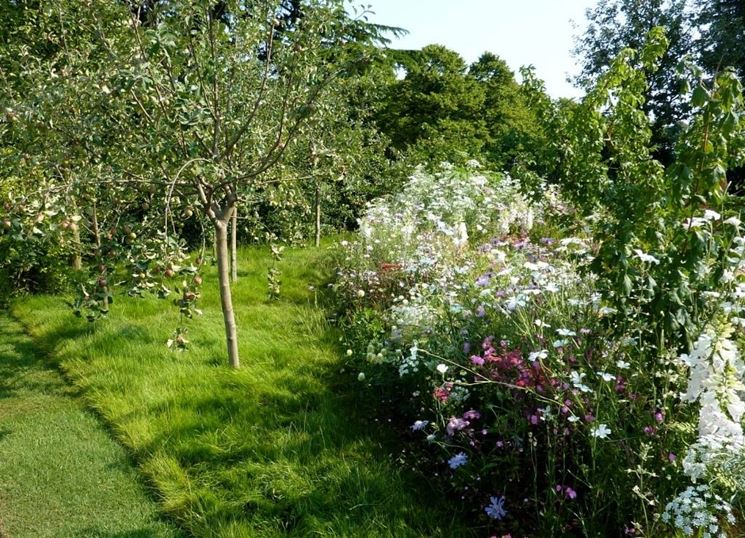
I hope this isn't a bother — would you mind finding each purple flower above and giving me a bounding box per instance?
[485,495,507,520]
[448,452,468,469]
[463,409,481,421]
[643,426,657,436]
[463,342,471,354]
[654,410,665,423]
[668,452,677,462]
[476,305,486,317]
[447,417,469,436]
[410,420,429,431]
[471,355,485,366]
[476,274,491,287]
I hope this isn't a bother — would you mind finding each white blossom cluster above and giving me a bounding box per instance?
[661,484,734,537]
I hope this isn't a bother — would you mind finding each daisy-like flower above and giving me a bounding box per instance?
[591,423,612,439]
[485,495,507,520]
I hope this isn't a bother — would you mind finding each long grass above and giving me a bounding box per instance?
[10,243,472,537]
[0,313,179,537]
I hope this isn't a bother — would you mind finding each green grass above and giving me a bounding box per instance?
[0,312,180,538]
[10,243,473,537]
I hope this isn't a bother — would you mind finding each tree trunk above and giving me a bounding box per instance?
[314,180,321,248]
[71,223,82,271]
[230,205,238,283]
[91,203,108,311]
[215,220,240,368]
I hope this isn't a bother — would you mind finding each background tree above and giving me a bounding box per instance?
[573,0,692,161]
[375,44,489,165]
[693,0,745,83]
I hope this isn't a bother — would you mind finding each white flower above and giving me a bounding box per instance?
[633,249,660,265]
[357,372,366,381]
[616,360,630,369]
[568,415,580,423]
[570,371,591,393]
[597,371,615,382]
[534,319,550,328]
[556,328,576,337]
[436,363,449,374]
[724,216,741,227]
[591,424,611,439]
[528,350,548,361]
[703,209,721,221]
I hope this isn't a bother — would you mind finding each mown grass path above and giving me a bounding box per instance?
[8,245,472,537]
[0,312,179,538]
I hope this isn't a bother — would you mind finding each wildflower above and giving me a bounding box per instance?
[411,420,428,431]
[644,426,657,436]
[471,355,485,366]
[463,409,481,421]
[357,372,365,382]
[724,216,741,227]
[528,350,548,361]
[654,410,665,423]
[447,417,469,436]
[633,249,660,265]
[557,328,577,337]
[534,319,550,328]
[597,371,615,382]
[616,360,630,369]
[448,452,468,469]
[485,495,507,520]
[436,363,449,374]
[356,289,365,298]
[591,424,611,439]
[703,209,721,221]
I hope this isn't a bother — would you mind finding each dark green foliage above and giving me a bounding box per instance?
[573,0,692,160]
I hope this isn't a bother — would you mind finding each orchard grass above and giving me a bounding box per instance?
[0,313,179,537]
[10,242,473,537]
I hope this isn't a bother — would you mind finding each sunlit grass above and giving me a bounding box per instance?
[0,313,179,537]
[11,242,473,537]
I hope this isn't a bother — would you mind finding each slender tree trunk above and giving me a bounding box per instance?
[71,199,82,270]
[71,223,82,270]
[91,203,108,311]
[314,179,321,248]
[215,219,240,368]
[230,205,238,283]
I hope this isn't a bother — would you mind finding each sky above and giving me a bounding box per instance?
[362,0,598,99]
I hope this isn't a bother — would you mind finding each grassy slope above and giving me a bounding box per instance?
[0,313,179,538]
[11,244,472,537]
